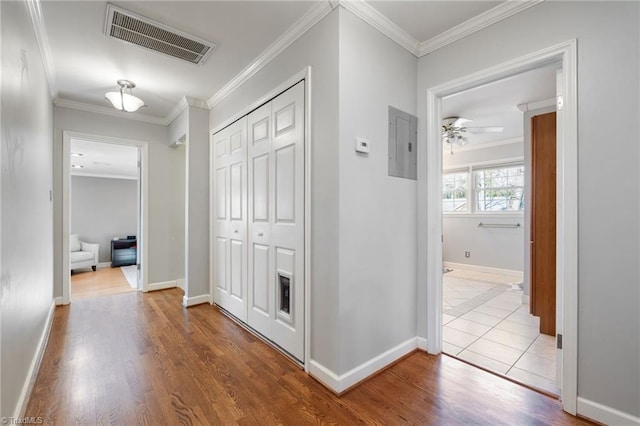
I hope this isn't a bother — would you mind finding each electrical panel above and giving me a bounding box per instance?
[388,106,417,180]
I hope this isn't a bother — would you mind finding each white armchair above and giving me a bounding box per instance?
[70,234,99,272]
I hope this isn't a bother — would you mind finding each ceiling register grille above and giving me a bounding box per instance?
[105,4,215,65]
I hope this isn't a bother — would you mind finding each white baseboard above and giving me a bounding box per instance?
[443,261,522,277]
[97,262,111,269]
[54,297,63,306]
[148,280,177,292]
[14,300,56,418]
[182,294,210,307]
[417,337,429,351]
[176,278,185,290]
[309,337,417,394]
[309,360,341,392]
[577,397,640,425]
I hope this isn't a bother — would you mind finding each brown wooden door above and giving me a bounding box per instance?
[530,112,556,336]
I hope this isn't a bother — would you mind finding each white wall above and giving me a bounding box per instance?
[1,1,54,417]
[210,10,340,373]
[443,141,524,272]
[71,176,137,263]
[417,1,640,417]
[53,107,185,289]
[337,8,418,373]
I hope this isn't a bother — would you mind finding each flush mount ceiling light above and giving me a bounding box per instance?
[105,80,145,112]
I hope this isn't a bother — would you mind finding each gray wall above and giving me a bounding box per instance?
[71,176,137,263]
[337,8,418,374]
[210,10,341,373]
[53,107,185,289]
[417,1,640,416]
[185,106,210,299]
[443,142,525,272]
[1,1,54,417]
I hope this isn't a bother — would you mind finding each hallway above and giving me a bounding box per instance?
[25,289,590,424]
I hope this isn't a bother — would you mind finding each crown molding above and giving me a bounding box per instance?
[207,0,334,109]
[417,0,544,57]
[339,0,420,56]
[25,0,58,99]
[517,97,555,112]
[54,98,167,125]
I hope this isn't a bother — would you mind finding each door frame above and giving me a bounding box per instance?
[419,40,578,413]
[209,67,312,370]
[62,131,150,304]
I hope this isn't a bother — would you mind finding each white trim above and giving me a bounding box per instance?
[182,294,210,307]
[14,300,55,418]
[148,280,178,291]
[517,97,556,112]
[63,132,150,304]
[451,137,523,153]
[207,2,332,108]
[54,98,167,125]
[97,261,110,269]
[417,0,543,57]
[176,278,185,291]
[54,297,63,306]
[309,338,417,394]
[165,96,209,126]
[420,40,578,414]
[417,337,429,351]
[577,397,640,426]
[25,0,57,98]
[308,360,341,392]
[339,0,419,55]
[443,262,522,277]
[303,69,312,372]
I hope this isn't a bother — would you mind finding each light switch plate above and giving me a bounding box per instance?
[355,138,370,154]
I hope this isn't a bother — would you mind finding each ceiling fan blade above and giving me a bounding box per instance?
[466,126,504,134]
[452,117,472,127]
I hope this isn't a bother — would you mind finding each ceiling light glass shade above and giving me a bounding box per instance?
[105,80,145,112]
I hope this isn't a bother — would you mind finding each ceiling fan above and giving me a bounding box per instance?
[442,117,504,154]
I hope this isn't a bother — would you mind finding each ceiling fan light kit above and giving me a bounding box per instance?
[441,116,503,154]
[105,80,145,113]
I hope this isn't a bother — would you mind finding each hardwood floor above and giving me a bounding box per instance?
[71,266,136,300]
[26,289,593,425]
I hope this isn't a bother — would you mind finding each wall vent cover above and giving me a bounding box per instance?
[104,4,215,65]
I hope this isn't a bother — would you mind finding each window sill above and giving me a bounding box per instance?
[443,212,524,218]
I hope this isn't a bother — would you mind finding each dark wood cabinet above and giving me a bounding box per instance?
[111,239,137,267]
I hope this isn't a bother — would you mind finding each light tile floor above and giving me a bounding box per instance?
[442,268,558,394]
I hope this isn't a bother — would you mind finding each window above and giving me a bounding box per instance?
[474,165,524,212]
[443,171,468,212]
[443,163,525,213]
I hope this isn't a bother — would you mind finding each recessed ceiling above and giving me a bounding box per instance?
[442,64,558,146]
[368,1,502,42]
[70,139,138,180]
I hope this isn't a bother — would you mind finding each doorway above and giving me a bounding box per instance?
[439,66,558,394]
[420,41,578,413]
[62,132,149,303]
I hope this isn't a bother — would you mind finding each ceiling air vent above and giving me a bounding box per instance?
[104,4,215,65]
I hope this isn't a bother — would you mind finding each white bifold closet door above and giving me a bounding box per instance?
[213,117,248,322]
[213,81,304,362]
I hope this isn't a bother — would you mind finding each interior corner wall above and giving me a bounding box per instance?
[209,9,340,373]
[184,106,210,299]
[71,176,138,262]
[168,109,187,287]
[417,1,640,417]
[1,1,54,417]
[337,8,418,374]
[53,107,184,291]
